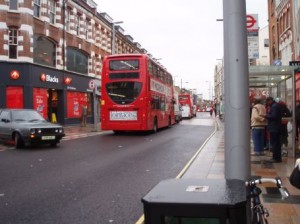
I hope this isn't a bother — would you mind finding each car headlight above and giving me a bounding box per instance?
[30,129,42,134]
[55,128,63,133]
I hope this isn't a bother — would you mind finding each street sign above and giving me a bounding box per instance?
[246,15,258,31]
[247,14,259,59]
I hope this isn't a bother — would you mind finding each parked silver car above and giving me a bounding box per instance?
[0,109,65,148]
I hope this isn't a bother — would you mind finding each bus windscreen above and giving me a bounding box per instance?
[109,60,139,71]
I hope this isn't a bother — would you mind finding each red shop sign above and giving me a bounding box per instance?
[10,70,20,80]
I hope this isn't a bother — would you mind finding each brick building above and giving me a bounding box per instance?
[268,0,294,65]
[0,0,144,125]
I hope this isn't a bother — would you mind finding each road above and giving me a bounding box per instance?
[0,113,215,224]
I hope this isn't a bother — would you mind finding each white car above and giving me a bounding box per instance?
[181,106,192,119]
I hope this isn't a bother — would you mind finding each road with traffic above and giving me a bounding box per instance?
[0,113,215,224]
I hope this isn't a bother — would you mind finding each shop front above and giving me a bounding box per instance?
[0,62,99,125]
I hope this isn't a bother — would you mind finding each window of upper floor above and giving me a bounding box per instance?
[33,35,56,67]
[286,8,290,28]
[66,8,71,31]
[264,39,270,48]
[9,0,18,10]
[66,47,88,74]
[34,0,41,17]
[75,15,80,35]
[9,28,18,59]
[49,0,56,24]
[85,20,89,39]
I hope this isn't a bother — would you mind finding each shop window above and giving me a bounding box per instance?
[33,35,56,67]
[9,28,18,59]
[49,0,56,24]
[66,47,88,74]
[34,0,41,17]
[9,0,18,10]
[6,86,23,109]
[66,91,88,118]
[33,88,48,119]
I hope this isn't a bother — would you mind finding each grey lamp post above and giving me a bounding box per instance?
[111,21,123,55]
[180,79,188,90]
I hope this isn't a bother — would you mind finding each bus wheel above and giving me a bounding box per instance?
[153,118,158,133]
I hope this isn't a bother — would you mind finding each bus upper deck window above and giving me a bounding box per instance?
[109,60,139,71]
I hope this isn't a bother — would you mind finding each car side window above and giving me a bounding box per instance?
[0,111,11,122]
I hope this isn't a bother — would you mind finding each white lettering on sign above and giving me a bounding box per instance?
[46,74,59,83]
[150,79,171,97]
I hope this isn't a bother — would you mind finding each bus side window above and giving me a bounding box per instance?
[160,96,165,111]
[152,96,159,110]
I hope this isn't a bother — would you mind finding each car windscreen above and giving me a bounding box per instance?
[106,82,142,105]
[12,110,45,122]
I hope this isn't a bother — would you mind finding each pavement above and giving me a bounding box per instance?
[1,116,300,223]
[182,116,300,224]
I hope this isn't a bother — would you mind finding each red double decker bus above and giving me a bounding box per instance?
[178,93,195,118]
[101,54,175,133]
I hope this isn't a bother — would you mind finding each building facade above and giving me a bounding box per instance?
[0,0,144,125]
[268,0,294,65]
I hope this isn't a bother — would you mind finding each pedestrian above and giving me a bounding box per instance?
[81,104,87,127]
[264,96,283,163]
[251,97,267,156]
[210,107,213,116]
[275,98,291,148]
[295,100,300,141]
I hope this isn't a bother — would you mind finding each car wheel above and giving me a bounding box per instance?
[14,133,24,149]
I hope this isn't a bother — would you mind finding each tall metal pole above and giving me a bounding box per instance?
[111,23,116,55]
[111,21,123,55]
[223,0,250,180]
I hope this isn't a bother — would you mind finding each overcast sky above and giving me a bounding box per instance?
[95,0,268,99]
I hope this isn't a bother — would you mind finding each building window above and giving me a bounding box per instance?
[264,39,269,48]
[85,20,88,39]
[66,8,70,31]
[66,47,88,74]
[34,0,41,17]
[75,16,80,35]
[9,28,18,59]
[9,0,18,10]
[49,0,56,24]
[33,35,56,67]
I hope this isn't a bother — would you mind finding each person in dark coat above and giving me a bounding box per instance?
[296,100,300,141]
[265,97,282,163]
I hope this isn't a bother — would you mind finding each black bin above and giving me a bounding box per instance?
[142,178,247,224]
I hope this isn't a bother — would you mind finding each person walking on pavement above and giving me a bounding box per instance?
[265,96,283,163]
[295,100,300,141]
[251,97,267,156]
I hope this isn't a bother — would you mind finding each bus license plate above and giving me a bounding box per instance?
[42,136,55,140]
[110,111,137,121]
